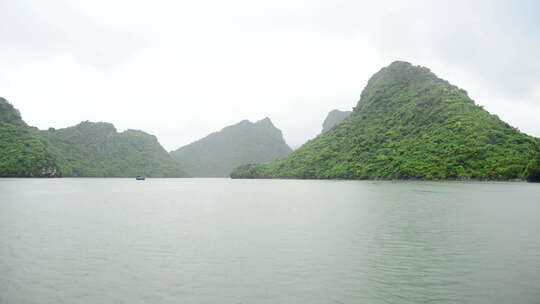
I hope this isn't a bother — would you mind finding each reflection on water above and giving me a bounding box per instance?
[1,178,539,304]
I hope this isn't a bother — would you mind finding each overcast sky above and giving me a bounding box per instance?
[1,0,539,150]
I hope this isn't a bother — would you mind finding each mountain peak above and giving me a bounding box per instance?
[237,119,251,125]
[355,61,445,113]
[232,61,540,181]
[255,117,274,127]
[0,97,25,126]
[322,109,351,133]
[73,121,117,135]
[170,118,291,177]
[388,60,413,68]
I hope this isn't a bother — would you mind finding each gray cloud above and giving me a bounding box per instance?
[0,0,538,150]
[368,0,540,99]
[0,0,142,67]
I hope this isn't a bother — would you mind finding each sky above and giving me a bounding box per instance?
[1,0,539,150]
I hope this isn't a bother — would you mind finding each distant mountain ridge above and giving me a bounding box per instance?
[170,118,292,177]
[0,98,188,177]
[321,109,352,133]
[231,61,540,181]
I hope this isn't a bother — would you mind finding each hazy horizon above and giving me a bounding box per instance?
[1,0,539,151]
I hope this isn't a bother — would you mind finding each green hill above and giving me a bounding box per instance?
[0,98,60,177]
[231,61,540,181]
[42,121,188,177]
[170,118,292,177]
[1,97,188,177]
[321,109,351,134]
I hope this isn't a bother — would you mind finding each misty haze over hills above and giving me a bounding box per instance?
[2,1,539,151]
[3,60,540,180]
[170,118,292,177]
[2,2,540,304]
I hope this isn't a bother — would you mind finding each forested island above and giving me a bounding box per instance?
[0,98,187,177]
[231,61,540,181]
[2,61,540,181]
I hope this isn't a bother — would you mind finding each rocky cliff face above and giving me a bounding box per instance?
[40,166,59,177]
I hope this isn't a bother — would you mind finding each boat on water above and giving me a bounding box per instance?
[135,176,146,180]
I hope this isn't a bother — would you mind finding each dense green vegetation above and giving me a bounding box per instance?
[525,154,540,182]
[1,97,188,177]
[231,61,540,181]
[0,97,25,125]
[321,109,351,133]
[170,118,292,177]
[0,98,59,177]
[42,122,188,177]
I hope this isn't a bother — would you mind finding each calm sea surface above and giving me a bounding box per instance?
[1,178,539,304]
